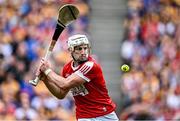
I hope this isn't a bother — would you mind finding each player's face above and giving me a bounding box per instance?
[72,44,89,62]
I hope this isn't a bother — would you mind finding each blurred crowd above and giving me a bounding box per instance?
[1,0,180,120]
[0,0,90,120]
[120,0,180,120]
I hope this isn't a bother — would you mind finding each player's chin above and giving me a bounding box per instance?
[79,57,88,63]
[82,57,88,61]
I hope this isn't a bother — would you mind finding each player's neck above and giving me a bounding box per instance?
[73,61,79,67]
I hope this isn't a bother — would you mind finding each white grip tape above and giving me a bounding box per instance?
[44,68,52,76]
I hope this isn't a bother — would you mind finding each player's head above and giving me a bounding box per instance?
[67,34,90,63]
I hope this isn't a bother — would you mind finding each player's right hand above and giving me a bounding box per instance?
[35,66,47,81]
[36,71,47,81]
[39,58,51,73]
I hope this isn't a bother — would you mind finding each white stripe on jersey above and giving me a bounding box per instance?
[79,61,94,75]
[79,65,89,73]
[74,61,94,82]
[74,71,90,82]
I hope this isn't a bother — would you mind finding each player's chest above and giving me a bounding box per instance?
[64,64,82,77]
[64,67,89,96]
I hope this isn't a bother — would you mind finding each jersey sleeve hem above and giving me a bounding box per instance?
[75,71,90,82]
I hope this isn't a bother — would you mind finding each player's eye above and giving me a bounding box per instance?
[84,47,87,50]
[77,47,83,51]
[75,47,88,51]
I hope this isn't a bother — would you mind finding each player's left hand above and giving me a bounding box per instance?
[39,58,51,73]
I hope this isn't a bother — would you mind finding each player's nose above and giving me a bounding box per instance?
[80,48,86,54]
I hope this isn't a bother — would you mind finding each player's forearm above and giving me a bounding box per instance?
[45,70,71,92]
[41,71,70,99]
[43,79,67,99]
[46,70,84,91]
[42,67,85,96]
[45,71,70,99]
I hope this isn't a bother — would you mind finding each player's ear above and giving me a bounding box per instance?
[88,45,91,54]
[68,47,73,52]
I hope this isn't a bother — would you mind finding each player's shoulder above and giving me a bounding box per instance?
[80,57,100,72]
[85,56,99,67]
[88,56,101,67]
[82,61,94,70]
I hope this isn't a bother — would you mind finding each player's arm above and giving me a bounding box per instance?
[36,66,67,99]
[42,76,68,99]
[39,58,86,99]
[37,72,66,99]
[40,71,86,99]
[42,70,85,99]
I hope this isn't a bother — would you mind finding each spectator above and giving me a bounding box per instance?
[120,0,180,120]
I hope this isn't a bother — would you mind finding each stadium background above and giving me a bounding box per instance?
[0,0,179,120]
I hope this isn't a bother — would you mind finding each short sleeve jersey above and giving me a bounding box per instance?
[61,56,116,119]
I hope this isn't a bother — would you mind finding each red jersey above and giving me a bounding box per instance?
[61,56,116,119]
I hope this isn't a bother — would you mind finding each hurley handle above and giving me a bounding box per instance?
[29,49,52,86]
